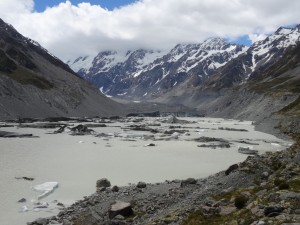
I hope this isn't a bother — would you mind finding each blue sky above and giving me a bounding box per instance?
[230,35,252,46]
[34,0,137,12]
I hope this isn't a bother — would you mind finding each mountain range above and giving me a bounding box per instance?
[68,38,248,99]
[68,25,300,103]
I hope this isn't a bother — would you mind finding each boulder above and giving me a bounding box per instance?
[18,198,26,203]
[264,206,284,217]
[180,178,197,187]
[144,143,156,147]
[225,164,239,176]
[34,218,48,225]
[108,201,134,219]
[70,124,94,135]
[96,178,111,188]
[54,125,66,134]
[136,182,147,188]
[279,192,300,201]
[111,185,120,192]
[261,171,269,179]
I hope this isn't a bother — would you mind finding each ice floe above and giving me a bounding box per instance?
[33,182,59,199]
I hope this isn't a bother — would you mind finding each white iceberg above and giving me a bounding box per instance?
[271,143,280,147]
[33,182,59,199]
[19,205,29,212]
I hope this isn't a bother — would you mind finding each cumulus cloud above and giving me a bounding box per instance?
[0,0,299,60]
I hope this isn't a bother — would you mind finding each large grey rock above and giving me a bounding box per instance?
[279,192,300,201]
[281,224,300,225]
[108,201,133,219]
[261,171,269,179]
[180,178,197,187]
[293,152,300,164]
[34,218,48,225]
[225,164,238,176]
[264,206,284,217]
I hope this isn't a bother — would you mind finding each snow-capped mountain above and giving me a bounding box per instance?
[130,38,247,98]
[202,25,300,89]
[69,25,300,101]
[68,49,168,97]
[68,38,247,98]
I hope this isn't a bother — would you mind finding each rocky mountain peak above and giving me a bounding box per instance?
[274,26,293,35]
[200,37,228,50]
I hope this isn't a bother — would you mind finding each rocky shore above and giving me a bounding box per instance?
[27,136,300,225]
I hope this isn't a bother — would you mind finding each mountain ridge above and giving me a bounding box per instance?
[68,37,248,99]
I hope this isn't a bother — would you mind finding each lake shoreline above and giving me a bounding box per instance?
[10,115,297,225]
[27,140,300,225]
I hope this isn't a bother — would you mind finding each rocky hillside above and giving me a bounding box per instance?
[68,38,247,99]
[0,18,123,119]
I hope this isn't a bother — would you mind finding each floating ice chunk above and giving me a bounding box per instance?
[271,143,280,147]
[198,129,206,134]
[34,202,49,209]
[20,205,29,212]
[33,182,59,199]
[171,132,180,139]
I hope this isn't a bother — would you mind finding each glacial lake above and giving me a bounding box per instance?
[0,117,292,225]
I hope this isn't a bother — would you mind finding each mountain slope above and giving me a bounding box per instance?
[0,19,123,119]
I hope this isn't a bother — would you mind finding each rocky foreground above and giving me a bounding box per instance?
[28,137,300,225]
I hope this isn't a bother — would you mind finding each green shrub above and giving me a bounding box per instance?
[234,195,248,209]
[278,182,290,190]
[288,179,300,192]
[274,178,284,186]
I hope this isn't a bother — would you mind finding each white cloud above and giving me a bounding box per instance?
[0,0,299,60]
[248,34,268,44]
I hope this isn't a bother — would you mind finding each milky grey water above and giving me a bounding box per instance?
[0,117,291,225]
